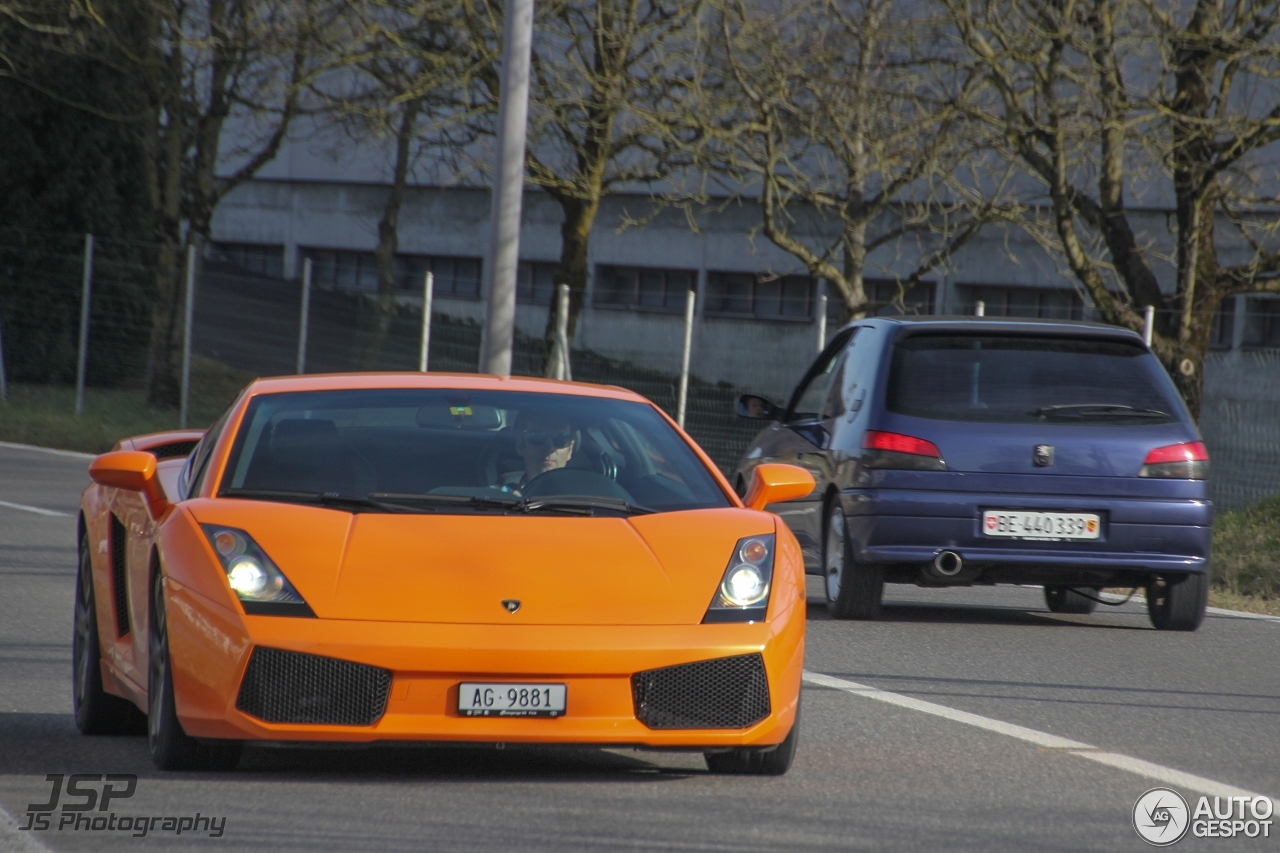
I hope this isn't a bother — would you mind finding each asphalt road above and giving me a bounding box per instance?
[0,442,1277,852]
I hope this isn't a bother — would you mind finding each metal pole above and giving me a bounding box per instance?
[296,258,312,374]
[419,271,434,372]
[75,234,94,415]
[676,287,696,428]
[480,0,534,377]
[975,300,985,317]
[0,312,7,403]
[179,244,196,429]
[1143,304,1155,347]
[816,293,827,354]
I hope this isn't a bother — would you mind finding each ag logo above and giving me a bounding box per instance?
[501,599,521,614]
[1133,787,1190,846]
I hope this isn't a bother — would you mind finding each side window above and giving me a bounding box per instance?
[180,404,236,499]
[787,328,857,422]
[833,325,882,419]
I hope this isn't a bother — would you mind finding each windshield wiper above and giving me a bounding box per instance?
[370,492,654,516]
[221,488,423,513]
[518,497,655,516]
[1031,403,1169,419]
[368,492,520,511]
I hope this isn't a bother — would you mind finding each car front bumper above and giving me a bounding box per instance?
[164,579,804,749]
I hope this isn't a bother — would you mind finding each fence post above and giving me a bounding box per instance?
[975,300,985,317]
[75,233,94,415]
[1143,304,1155,347]
[816,293,827,354]
[0,311,7,402]
[419,271,434,372]
[179,244,196,429]
[296,257,312,374]
[553,283,572,380]
[676,287,696,428]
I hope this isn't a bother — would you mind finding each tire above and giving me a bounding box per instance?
[823,504,883,620]
[148,571,242,771]
[1044,586,1098,615]
[73,534,145,735]
[1147,572,1208,632]
[704,700,800,776]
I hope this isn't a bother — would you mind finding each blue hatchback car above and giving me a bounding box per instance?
[734,318,1211,631]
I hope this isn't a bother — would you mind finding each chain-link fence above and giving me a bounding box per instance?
[0,232,1277,505]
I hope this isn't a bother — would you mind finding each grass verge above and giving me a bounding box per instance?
[0,357,254,454]
[1211,494,1280,614]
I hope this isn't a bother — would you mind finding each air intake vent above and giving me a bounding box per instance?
[236,647,392,726]
[148,440,199,459]
[632,653,770,729]
[109,514,129,637]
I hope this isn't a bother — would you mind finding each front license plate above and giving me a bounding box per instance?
[458,683,566,717]
[982,510,1101,541]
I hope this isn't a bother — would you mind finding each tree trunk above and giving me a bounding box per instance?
[360,100,422,371]
[542,194,598,376]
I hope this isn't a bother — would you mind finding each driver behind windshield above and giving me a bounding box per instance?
[507,411,575,493]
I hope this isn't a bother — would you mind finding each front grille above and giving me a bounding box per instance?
[236,647,391,726]
[149,440,199,459]
[632,653,771,729]
[109,514,129,637]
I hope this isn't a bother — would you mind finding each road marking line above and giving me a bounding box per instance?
[0,501,72,519]
[0,803,51,852]
[0,440,94,460]
[804,670,1272,800]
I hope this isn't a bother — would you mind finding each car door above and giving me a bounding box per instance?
[749,328,858,567]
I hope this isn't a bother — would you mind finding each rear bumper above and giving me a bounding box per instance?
[839,488,1211,580]
[163,579,804,749]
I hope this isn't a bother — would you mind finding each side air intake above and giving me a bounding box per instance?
[236,647,392,726]
[632,653,771,729]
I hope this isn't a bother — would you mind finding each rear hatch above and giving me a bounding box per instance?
[872,328,1203,496]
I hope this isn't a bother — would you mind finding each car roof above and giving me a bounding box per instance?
[242,372,651,402]
[849,315,1146,342]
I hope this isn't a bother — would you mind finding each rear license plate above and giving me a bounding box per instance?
[982,510,1100,541]
[458,683,566,717]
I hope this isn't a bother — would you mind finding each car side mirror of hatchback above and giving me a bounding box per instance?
[744,463,815,511]
[89,450,171,520]
[736,394,782,421]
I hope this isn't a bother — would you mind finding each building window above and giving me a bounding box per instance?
[959,285,1085,320]
[825,279,935,322]
[705,272,814,319]
[1243,296,1280,349]
[301,249,481,299]
[595,266,694,312]
[210,243,284,279]
[517,262,558,304]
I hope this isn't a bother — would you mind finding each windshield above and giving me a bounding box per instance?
[886,334,1182,425]
[217,388,730,514]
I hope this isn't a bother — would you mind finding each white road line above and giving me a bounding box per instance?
[0,501,72,519]
[804,670,1273,800]
[0,440,94,460]
[0,804,50,852]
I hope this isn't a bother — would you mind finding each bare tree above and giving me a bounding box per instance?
[681,0,1010,321]
[467,0,701,374]
[944,0,1280,417]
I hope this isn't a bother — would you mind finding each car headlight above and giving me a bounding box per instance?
[703,534,774,623]
[201,525,314,617]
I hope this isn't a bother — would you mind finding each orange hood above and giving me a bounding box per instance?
[189,502,774,626]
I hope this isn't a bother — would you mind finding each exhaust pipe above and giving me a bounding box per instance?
[932,550,963,577]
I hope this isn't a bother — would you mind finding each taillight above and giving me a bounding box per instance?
[1138,441,1209,480]
[862,430,946,471]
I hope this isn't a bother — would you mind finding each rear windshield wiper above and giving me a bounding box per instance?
[221,488,423,514]
[1031,403,1170,419]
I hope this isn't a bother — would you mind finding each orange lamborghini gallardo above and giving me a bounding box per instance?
[75,374,813,774]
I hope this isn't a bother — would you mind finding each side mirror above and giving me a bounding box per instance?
[743,463,815,511]
[736,394,782,421]
[88,450,171,520]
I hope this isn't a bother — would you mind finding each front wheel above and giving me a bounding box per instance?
[1147,573,1208,631]
[148,571,242,771]
[704,701,800,776]
[824,506,882,620]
